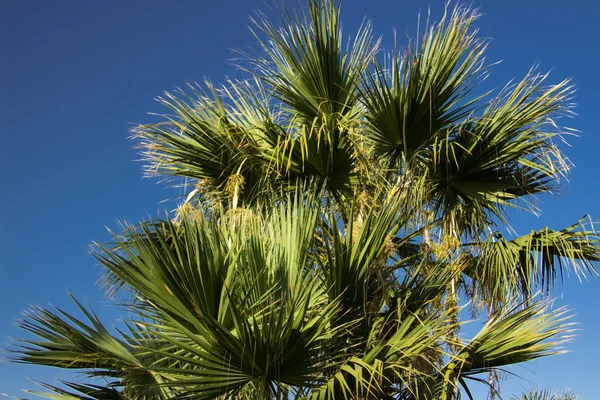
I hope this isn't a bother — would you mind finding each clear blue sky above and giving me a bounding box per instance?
[1,0,598,398]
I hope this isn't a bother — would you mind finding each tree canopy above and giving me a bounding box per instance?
[10,1,599,399]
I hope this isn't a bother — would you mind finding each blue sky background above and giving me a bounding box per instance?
[1,0,598,398]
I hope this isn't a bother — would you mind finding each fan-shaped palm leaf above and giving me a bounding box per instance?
[361,5,487,165]
[465,216,599,305]
[426,71,573,234]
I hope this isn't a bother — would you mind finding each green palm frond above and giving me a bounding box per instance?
[96,189,349,398]
[450,301,572,393]
[426,71,574,234]
[361,4,487,165]
[133,79,279,207]
[13,298,172,399]
[306,279,460,399]
[511,387,580,400]
[97,213,236,327]
[466,216,599,304]
[25,381,123,400]
[248,0,379,198]
[318,190,415,309]
[512,388,556,400]
[251,0,377,122]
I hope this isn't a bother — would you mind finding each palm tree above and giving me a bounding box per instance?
[11,1,599,399]
[511,388,579,400]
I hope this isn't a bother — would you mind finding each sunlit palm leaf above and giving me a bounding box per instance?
[251,0,376,122]
[14,298,172,399]
[25,381,123,400]
[361,5,487,165]
[133,80,278,207]
[318,190,415,309]
[249,0,378,197]
[467,216,599,304]
[426,71,573,234]
[448,300,572,400]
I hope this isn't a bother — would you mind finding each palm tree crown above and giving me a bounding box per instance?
[11,1,599,399]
